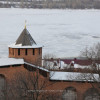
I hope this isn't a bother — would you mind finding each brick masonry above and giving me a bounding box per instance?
[9,47,42,66]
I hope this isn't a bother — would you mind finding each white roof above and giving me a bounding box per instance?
[0,58,24,66]
[50,71,100,82]
[74,64,92,69]
[43,60,67,70]
[8,43,43,48]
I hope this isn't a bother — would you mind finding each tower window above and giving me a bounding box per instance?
[33,49,35,55]
[13,49,14,55]
[25,49,27,55]
[9,48,11,54]
[18,49,20,55]
[39,48,41,55]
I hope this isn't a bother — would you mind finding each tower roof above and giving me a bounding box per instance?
[8,28,42,48]
[16,28,36,46]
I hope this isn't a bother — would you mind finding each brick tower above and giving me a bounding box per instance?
[8,27,42,66]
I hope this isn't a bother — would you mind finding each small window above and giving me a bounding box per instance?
[39,48,41,55]
[13,49,14,55]
[25,49,27,55]
[33,49,35,55]
[9,48,11,54]
[18,49,20,55]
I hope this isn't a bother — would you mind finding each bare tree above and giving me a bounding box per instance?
[43,53,56,60]
[7,69,55,100]
[80,43,100,97]
[43,53,57,69]
[81,43,100,60]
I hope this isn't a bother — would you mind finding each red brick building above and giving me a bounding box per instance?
[0,27,100,100]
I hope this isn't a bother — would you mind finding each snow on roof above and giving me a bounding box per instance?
[0,58,24,66]
[66,60,94,69]
[8,43,42,48]
[43,60,67,69]
[50,71,100,82]
[25,62,49,72]
[73,64,92,69]
[62,59,93,66]
[43,59,92,69]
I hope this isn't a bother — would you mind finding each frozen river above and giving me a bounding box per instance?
[0,8,100,58]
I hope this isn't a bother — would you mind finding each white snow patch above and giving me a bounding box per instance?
[0,9,100,57]
[25,62,49,72]
[74,64,92,69]
[0,58,24,66]
[8,43,43,48]
[50,71,100,82]
[43,60,67,69]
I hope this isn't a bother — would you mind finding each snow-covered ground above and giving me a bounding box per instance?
[0,8,100,58]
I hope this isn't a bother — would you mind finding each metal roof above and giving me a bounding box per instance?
[16,28,36,46]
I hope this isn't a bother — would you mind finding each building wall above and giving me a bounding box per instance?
[0,64,99,100]
[0,65,30,100]
[9,47,42,66]
[0,64,26,81]
[46,80,100,100]
[27,66,100,100]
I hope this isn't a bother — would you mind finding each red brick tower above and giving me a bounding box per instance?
[8,27,42,66]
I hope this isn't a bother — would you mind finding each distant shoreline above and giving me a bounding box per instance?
[0,0,100,9]
[0,7,100,9]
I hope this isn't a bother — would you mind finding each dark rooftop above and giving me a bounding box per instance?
[62,59,100,65]
[44,58,100,66]
[16,28,36,46]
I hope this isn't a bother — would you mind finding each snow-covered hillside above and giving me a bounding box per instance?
[0,8,100,58]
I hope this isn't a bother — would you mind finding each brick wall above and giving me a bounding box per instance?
[0,64,26,81]
[9,47,42,66]
[0,65,99,100]
[45,80,100,100]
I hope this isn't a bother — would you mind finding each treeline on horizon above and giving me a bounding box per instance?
[0,0,100,9]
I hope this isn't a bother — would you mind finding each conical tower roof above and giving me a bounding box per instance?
[16,28,36,46]
[8,28,42,48]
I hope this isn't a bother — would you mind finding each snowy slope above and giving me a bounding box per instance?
[0,8,100,58]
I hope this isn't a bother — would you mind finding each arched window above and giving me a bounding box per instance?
[0,75,6,100]
[62,87,77,100]
[84,88,100,100]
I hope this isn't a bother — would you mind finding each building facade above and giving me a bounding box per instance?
[0,27,99,100]
[9,28,42,66]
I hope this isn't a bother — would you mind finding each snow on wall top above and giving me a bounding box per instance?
[8,43,42,48]
[43,59,94,70]
[0,58,24,66]
[50,71,100,82]
[25,62,49,72]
